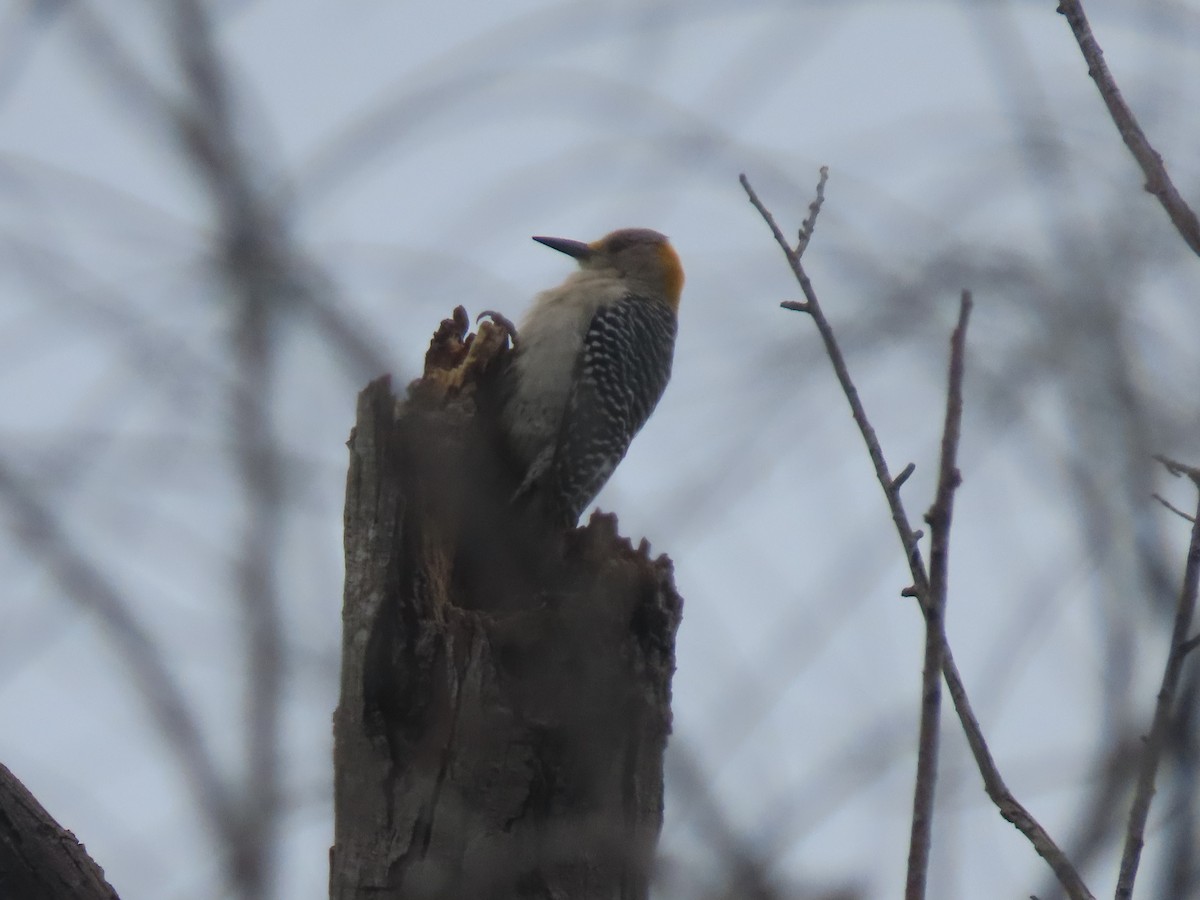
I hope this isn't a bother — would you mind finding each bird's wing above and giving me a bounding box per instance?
[547,294,677,524]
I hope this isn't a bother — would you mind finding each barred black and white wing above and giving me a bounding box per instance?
[545,294,677,525]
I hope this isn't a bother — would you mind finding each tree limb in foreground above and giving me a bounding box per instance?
[0,762,120,900]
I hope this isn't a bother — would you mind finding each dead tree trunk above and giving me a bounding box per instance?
[330,309,683,900]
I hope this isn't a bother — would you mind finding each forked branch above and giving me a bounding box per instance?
[740,172,1094,900]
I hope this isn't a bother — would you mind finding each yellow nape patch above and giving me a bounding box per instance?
[656,242,685,311]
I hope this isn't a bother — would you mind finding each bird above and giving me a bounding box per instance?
[495,227,683,526]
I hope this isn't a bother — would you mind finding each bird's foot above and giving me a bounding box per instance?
[477,310,519,348]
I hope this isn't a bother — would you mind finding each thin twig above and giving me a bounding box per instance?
[795,166,829,258]
[1155,454,1200,485]
[890,463,917,493]
[740,172,931,600]
[1180,634,1200,659]
[1057,0,1200,256]
[905,292,971,900]
[742,174,1095,900]
[1115,464,1200,899]
[1153,493,1197,524]
[942,647,1094,900]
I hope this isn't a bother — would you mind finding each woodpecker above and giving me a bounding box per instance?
[498,227,682,526]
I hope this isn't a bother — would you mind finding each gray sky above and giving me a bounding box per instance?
[2,1,1199,898]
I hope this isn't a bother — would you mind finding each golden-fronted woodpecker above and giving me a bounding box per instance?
[500,227,683,526]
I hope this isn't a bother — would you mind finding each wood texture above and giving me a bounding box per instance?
[0,762,121,900]
[330,309,682,900]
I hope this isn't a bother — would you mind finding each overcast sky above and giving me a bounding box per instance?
[2,2,1199,898]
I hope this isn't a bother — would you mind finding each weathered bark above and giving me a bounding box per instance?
[0,762,121,900]
[330,308,682,900]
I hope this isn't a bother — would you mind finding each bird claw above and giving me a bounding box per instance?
[477,309,519,347]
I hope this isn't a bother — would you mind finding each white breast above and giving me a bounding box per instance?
[504,270,626,465]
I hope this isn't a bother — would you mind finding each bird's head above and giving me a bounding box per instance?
[533,228,684,311]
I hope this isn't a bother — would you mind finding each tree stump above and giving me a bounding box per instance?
[330,308,683,900]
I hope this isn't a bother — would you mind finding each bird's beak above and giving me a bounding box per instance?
[532,235,593,261]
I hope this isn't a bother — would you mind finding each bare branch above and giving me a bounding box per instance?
[1057,0,1200,256]
[905,292,972,900]
[1153,493,1197,524]
[890,463,917,494]
[740,172,931,600]
[742,174,1095,900]
[796,165,829,258]
[1156,454,1200,485]
[1115,473,1200,899]
[1180,633,1200,659]
[943,642,1095,899]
